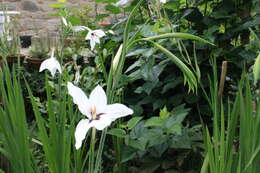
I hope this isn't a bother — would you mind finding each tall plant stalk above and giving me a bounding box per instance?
[201,59,260,173]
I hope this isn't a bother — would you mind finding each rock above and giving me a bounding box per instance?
[6,3,19,10]
[20,19,43,30]
[34,13,46,19]
[21,1,39,12]
[7,0,20,2]
[40,3,52,12]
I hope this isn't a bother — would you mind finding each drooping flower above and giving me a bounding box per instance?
[114,0,128,7]
[67,82,133,149]
[85,29,106,51]
[39,48,62,77]
[61,17,91,32]
[72,26,91,32]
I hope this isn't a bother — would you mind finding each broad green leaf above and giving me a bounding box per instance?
[121,147,137,163]
[107,128,126,138]
[144,117,164,127]
[105,4,121,14]
[128,137,147,150]
[164,1,180,10]
[127,117,143,129]
[167,124,182,135]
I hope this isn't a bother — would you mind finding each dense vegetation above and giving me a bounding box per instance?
[0,0,259,173]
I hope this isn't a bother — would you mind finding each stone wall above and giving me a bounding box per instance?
[1,0,96,36]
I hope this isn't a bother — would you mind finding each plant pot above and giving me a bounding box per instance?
[0,55,26,64]
[25,57,46,69]
[0,54,46,70]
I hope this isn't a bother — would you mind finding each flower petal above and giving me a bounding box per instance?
[90,38,96,51]
[104,103,133,121]
[89,85,107,114]
[67,82,92,118]
[39,57,62,77]
[94,29,105,38]
[52,58,62,74]
[93,35,100,44]
[85,31,92,40]
[160,0,167,3]
[72,26,89,32]
[75,119,92,149]
[91,116,112,130]
[114,0,128,6]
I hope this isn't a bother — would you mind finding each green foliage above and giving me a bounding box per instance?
[0,0,259,172]
[29,34,51,59]
[68,5,94,27]
[107,105,202,172]
[201,62,260,173]
[27,73,83,173]
[0,27,20,58]
[0,63,37,173]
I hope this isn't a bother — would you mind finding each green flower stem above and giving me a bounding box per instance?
[97,46,108,81]
[89,128,97,173]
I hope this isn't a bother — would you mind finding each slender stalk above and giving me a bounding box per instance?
[218,61,228,97]
[97,46,108,81]
[89,128,96,173]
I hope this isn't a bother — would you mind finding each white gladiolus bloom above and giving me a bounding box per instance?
[114,0,128,7]
[67,82,133,149]
[160,0,167,3]
[72,26,91,32]
[61,17,90,32]
[39,49,62,77]
[85,29,106,51]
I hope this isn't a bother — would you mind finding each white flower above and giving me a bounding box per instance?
[107,30,115,35]
[112,44,123,72]
[114,0,128,7]
[72,26,90,32]
[62,17,68,26]
[85,29,106,51]
[74,70,81,84]
[160,0,167,3]
[61,17,91,32]
[39,49,62,77]
[67,82,133,149]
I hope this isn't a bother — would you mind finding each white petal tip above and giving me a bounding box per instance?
[75,144,81,150]
[129,108,134,115]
